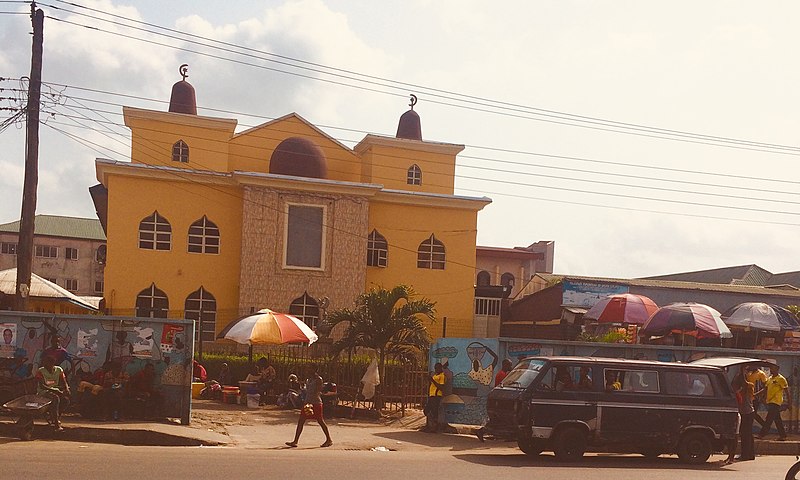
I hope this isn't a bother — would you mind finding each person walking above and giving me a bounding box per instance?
[725,366,755,464]
[423,362,445,433]
[285,366,333,448]
[758,363,788,441]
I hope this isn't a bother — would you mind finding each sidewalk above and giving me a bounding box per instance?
[1,398,800,456]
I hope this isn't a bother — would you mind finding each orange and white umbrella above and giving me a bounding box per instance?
[217,308,318,345]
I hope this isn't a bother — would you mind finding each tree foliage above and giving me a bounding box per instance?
[323,285,436,378]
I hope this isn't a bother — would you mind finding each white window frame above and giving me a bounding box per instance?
[367,230,388,268]
[65,247,79,260]
[94,281,104,293]
[172,139,189,163]
[282,202,327,271]
[407,164,422,185]
[1,242,17,255]
[64,279,78,291]
[138,211,172,251]
[188,216,221,255]
[34,245,58,258]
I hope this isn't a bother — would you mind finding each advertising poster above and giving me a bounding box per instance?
[132,326,155,358]
[0,323,16,358]
[160,324,185,354]
[76,328,99,357]
[562,280,628,307]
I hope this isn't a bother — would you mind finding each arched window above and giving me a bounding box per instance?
[95,244,107,264]
[185,287,217,342]
[289,292,320,329]
[139,211,172,251]
[407,164,422,185]
[188,216,220,254]
[501,272,515,289]
[417,234,445,270]
[172,140,189,163]
[135,283,169,318]
[477,271,491,286]
[367,229,388,267]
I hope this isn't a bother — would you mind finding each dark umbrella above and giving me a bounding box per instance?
[640,302,732,340]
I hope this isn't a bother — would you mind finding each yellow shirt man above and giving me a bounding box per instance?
[429,372,445,397]
[765,371,789,406]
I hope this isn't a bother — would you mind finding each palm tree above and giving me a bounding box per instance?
[324,285,436,384]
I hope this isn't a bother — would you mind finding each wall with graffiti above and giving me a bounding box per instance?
[0,311,194,423]
[431,336,800,431]
[429,338,501,425]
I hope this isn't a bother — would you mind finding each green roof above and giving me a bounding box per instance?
[0,215,105,241]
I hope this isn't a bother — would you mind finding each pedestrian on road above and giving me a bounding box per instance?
[730,366,755,462]
[494,359,513,387]
[286,366,333,448]
[747,365,768,428]
[423,362,445,433]
[757,363,788,441]
[35,354,70,431]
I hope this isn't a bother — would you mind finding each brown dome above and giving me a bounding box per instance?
[169,80,197,115]
[396,108,422,140]
[269,137,327,179]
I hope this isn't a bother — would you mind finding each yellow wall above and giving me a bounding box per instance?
[366,200,478,338]
[364,145,456,194]
[126,114,234,173]
[228,115,361,182]
[103,174,243,325]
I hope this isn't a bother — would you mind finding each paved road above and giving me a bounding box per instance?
[0,438,794,480]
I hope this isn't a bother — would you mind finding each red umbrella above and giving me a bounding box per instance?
[583,294,658,325]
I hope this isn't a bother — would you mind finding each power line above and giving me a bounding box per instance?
[33,2,800,157]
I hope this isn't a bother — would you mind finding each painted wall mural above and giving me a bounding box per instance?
[0,312,194,423]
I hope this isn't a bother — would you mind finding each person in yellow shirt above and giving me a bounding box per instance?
[746,365,768,428]
[423,362,445,433]
[757,363,788,440]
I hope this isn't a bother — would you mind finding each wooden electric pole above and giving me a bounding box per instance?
[15,4,44,311]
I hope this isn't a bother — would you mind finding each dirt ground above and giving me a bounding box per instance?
[188,399,426,436]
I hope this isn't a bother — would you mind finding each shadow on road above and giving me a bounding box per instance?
[372,430,513,452]
[453,451,733,470]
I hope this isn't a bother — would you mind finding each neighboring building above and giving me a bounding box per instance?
[0,215,106,297]
[643,264,800,289]
[472,241,554,338]
[91,71,491,343]
[503,273,800,342]
[0,268,97,314]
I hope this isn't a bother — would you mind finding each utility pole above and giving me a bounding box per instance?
[15,3,44,311]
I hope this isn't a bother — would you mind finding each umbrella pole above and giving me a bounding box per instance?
[248,344,253,365]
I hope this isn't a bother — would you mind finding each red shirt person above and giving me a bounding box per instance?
[494,359,513,387]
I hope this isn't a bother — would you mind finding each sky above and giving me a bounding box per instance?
[1,0,800,279]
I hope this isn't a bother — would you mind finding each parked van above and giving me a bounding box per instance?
[484,356,739,464]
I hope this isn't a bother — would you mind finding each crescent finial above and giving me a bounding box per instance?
[179,64,189,80]
[409,94,417,109]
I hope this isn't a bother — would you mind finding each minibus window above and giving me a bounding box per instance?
[501,359,545,389]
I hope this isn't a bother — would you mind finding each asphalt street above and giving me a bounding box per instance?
[0,439,794,480]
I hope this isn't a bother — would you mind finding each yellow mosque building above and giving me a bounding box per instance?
[90,68,491,342]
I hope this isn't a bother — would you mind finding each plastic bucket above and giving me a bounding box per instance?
[246,394,260,408]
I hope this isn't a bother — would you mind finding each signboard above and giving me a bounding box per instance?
[562,280,628,307]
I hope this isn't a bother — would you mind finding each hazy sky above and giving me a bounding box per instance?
[1,0,799,279]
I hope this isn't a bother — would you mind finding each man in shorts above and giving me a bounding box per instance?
[286,366,333,448]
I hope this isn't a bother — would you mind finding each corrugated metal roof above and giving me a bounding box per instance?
[0,268,97,311]
[537,273,800,298]
[0,215,105,241]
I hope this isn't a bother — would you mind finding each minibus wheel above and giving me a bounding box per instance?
[518,437,544,457]
[552,426,586,461]
[677,431,712,464]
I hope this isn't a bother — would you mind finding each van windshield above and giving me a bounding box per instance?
[500,359,546,389]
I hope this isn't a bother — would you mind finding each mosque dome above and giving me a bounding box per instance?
[269,137,327,179]
[396,94,422,140]
[168,64,197,115]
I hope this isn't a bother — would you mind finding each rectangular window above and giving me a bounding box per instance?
[64,279,78,291]
[605,369,660,393]
[94,281,104,293]
[44,277,57,284]
[65,247,79,260]
[0,242,17,255]
[663,371,715,397]
[34,245,57,258]
[284,204,325,269]
[474,297,501,316]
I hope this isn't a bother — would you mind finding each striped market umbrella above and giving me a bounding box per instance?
[217,308,319,345]
[722,303,800,332]
[583,293,658,325]
[640,302,732,340]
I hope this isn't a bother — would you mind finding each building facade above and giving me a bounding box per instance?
[0,215,106,297]
[92,73,490,343]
